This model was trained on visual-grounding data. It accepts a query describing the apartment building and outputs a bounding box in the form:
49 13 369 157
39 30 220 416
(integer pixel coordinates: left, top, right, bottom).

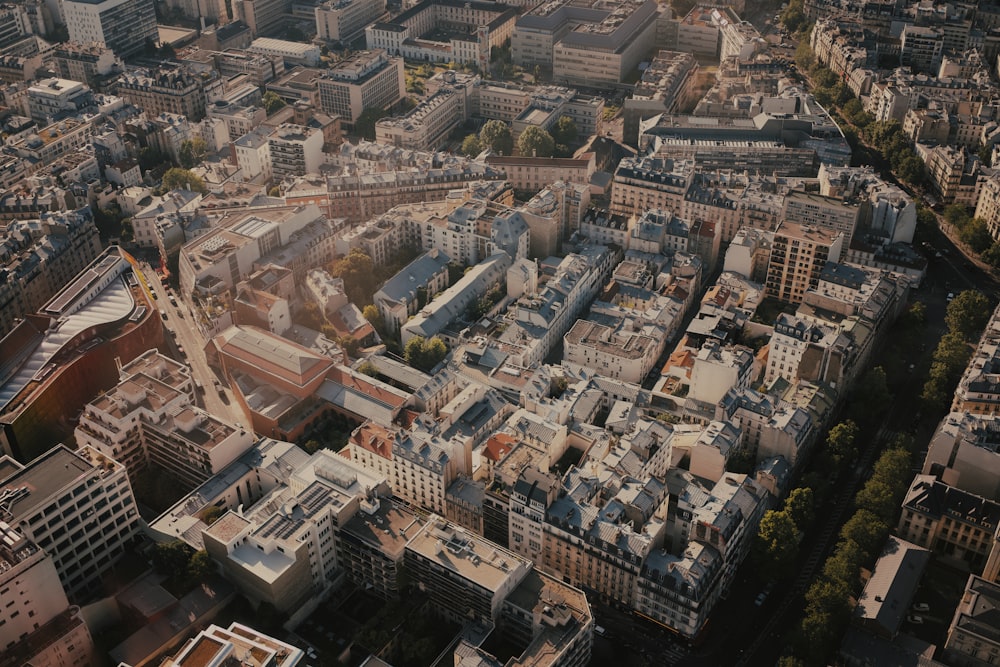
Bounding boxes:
623 50 699 146
366 0 516 67
0 209 102 338
26 78 95 124
375 89 465 151
373 248 451 335
944 575 1000 666
315 0 386 45
9 118 94 173
563 319 660 384
162 623 303 667
764 313 851 386
75 350 255 490
485 153 596 192
0 445 140 602
898 475 1000 576
405 514 531 624
782 191 859 261
117 66 211 122
316 50 404 127
917 143 984 207
62 0 157 58
202 449 391 612
269 123 324 178
953 305 1000 416
345 421 470 515
765 221 844 304
923 413 1000 500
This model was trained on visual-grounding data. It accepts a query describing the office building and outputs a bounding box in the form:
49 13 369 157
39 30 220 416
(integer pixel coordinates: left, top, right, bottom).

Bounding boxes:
0 445 140 602
316 50 404 128
62 0 157 59
269 123 324 178
315 0 386 45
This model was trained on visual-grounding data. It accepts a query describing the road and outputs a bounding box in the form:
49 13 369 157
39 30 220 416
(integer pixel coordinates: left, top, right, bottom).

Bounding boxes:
138 262 245 427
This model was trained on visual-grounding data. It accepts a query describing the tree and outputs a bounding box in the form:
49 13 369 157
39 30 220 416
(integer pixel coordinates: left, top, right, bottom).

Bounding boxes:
784 487 814 532
479 119 514 155
355 107 389 141
460 134 482 156
263 91 286 116
357 360 380 377
268 185 281 197
753 510 799 581
162 168 207 194
187 549 214 584
794 40 814 71
805 576 853 620
517 125 555 158
198 505 224 525
330 248 376 305
946 290 993 340
178 137 208 169
151 540 193 577
871 446 912 495
552 115 578 146
839 509 889 560
363 304 384 330
822 539 862 588
403 335 448 372
826 420 858 469
854 479 897 524
780 0 807 33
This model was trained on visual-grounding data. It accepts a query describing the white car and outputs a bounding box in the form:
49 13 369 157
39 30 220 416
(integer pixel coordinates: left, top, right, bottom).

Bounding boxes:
907 614 924 625
912 603 930 613
947 292 955 301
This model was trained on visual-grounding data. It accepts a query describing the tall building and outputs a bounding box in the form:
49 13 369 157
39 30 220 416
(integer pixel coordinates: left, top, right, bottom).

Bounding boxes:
315 0 386 45
0 523 93 667
117 66 211 122
0 445 140 602
316 50 404 128
62 0 157 59
765 222 844 304
781 191 859 261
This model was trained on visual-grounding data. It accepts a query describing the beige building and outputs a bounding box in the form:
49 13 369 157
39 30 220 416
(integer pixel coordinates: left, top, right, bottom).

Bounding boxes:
765 221 844 304
953 305 1000 416
944 575 1000 667
486 153 596 192
74 349 255 490
117 65 211 121
563 319 660 384
316 50 404 127
782 191 859 261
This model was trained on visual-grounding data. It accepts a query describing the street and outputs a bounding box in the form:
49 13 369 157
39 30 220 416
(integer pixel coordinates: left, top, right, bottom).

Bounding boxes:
138 262 245 427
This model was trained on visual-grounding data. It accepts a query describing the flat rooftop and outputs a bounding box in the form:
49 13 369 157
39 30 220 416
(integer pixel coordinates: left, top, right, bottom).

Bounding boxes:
406 516 528 592
0 445 96 520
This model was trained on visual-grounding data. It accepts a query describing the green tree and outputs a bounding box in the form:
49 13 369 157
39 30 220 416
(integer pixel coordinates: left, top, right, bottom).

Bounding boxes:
839 509 889 560
330 248 376 305
198 505 224 525
162 168 207 194
822 539 862 588
753 510 799 581
552 115 578 146
784 487 814 533
805 576 853 620
826 420 858 469
263 91 286 115
517 125 555 157
355 107 389 142
178 137 208 169
479 119 514 155
187 549 214 584
780 0 807 33
946 290 993 340
794 40 814 71
460 134 482 156
897 154 925 184
357 360 380 377
871 446 912 495
362 304 384 330
403 335 448 372
151 540 193 576
854 479 897 523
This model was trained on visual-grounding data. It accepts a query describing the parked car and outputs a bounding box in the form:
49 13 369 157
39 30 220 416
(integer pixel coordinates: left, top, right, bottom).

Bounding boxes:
754 592 768 606
912 603 930 613
907 614 924 624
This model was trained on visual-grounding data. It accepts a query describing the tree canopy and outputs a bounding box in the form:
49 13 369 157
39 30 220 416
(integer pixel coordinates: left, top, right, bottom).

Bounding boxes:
330 248 377 306
404 336 448 372
460 134 482 157
263 91 286 116
479 120 513 155
162 168 207 194
517 125 555 157
946 290 993 340
178 137 208 169
753 509 799 581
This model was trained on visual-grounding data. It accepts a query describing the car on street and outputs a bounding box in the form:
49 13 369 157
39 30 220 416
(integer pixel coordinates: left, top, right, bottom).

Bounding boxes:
907 614 924 624
912 603 929 613
754 592 768 606
947 292 955 301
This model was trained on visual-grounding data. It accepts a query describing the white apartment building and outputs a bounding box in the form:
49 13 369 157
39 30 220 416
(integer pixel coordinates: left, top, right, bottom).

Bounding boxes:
562 319 660 384
0 445 140 602
269 123 324 178
75 350 255 489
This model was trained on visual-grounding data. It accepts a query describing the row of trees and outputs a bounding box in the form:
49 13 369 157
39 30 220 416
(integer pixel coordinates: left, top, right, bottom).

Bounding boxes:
403 335 447 372
461 117 578 158
781 440 913 666
921 290 992 411
940 204 1000 269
